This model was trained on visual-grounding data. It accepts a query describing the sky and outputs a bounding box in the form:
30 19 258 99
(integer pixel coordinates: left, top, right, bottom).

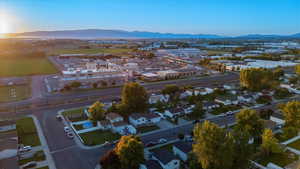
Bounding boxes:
0 0 299 36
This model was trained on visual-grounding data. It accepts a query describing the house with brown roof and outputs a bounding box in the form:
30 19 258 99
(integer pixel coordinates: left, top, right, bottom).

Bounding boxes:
106 113 124 123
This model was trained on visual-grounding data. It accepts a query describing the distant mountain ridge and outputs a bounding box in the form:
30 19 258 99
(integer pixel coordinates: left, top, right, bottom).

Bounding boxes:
7 29 300 39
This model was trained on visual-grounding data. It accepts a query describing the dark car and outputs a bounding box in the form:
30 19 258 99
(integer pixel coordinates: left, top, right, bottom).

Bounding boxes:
146 141 157 147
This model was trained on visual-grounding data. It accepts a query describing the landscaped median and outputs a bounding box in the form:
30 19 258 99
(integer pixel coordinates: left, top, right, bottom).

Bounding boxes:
16 117 41 146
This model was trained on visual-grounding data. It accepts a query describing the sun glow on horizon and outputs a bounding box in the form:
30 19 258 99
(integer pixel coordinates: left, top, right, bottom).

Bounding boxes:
0 10 17 34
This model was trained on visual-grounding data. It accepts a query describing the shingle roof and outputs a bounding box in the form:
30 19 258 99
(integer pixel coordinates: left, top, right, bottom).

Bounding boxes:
106 113 122 120
112 121 128 127
130 113 160 120
152 149 177 165
144 160 163 169
173 141 192 154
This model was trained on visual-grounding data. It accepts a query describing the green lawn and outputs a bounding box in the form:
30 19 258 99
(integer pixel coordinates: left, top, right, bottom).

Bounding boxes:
79 130 121 146
61 107 87 122
52 48 132 55
19 150 46 165
275 133 294 143
288 139 300 150
150 143 173 152
0 85 31 102
138 125 160 133
16 117 41 146
257 151 298 167
0 57 58 77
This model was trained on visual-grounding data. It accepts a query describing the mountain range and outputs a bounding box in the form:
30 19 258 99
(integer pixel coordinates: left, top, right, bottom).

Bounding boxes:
6 29 300 39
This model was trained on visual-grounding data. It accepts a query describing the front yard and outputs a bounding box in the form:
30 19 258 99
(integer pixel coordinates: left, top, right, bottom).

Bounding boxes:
256 151 298 167
210 105 241 115
16 117 41 146
288 139 300 150
137 125 160 133
79 130 121 146
19 150 46 165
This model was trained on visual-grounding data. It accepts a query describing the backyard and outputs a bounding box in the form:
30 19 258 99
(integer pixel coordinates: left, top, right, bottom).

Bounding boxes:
16 117 41 146
257 151 298 167
61 107 88 122
79 130 121 146
0 85 31 102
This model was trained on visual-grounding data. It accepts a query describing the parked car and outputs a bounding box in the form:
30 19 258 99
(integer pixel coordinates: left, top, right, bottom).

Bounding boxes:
56 115 63 121
103 141 110 146
184 135 193 142
64 126 71 133
193 120 200 124
19 146 32 153
66 132 74 139
226 111 234 116
23 162 37 169
158 138 167 144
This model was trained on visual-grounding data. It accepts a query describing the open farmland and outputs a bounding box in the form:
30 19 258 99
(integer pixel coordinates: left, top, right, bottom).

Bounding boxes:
51 48 132 55
0 52 58 77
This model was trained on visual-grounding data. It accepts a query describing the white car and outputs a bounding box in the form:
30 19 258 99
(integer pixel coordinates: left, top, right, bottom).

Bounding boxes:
226 111 234 116
64 126 71 133
19 146 32 153
158 138 167 144
66 132 74 139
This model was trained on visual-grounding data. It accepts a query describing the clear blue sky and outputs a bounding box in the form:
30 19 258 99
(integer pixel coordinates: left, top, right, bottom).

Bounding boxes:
1 0 299 35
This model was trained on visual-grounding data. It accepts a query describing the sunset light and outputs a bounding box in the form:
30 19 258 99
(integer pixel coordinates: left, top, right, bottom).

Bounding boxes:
0 10 14 34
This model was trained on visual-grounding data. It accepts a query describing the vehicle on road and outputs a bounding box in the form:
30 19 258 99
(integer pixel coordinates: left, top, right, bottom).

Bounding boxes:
19 146 32 153
184 135 193 142
66 132 74 139
64 126 71 133
103 141 110 146
158 138 167 144
226 111 234 116
146 141 158 147
23 162 37 169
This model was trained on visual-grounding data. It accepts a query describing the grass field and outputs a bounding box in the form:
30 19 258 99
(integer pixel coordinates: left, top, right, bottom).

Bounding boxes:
0 85 31 102
79 130 120 146
52 48 132 55
16 117 41 146
0 57 58 77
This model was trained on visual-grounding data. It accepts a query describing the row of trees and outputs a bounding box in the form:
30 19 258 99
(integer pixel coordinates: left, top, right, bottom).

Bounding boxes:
240 68 281 91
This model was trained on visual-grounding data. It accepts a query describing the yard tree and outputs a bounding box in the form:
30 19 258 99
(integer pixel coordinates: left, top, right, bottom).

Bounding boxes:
161 84 181 97
235 109 264 143
273 67 284 80
191 102 205 119
193 121 234 169
231 129 252 169
187 152 203 169
88 101 105 121
121 82 148 114
281 101 300 129
260 129 282 157
240 68 278 91
70 81 81 88
99 150 121 169
115 135 144 169
258 109 274 120
295 64 300 76
282 126 298 140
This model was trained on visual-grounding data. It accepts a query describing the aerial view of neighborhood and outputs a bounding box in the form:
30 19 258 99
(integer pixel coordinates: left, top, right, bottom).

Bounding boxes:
0 1 300 169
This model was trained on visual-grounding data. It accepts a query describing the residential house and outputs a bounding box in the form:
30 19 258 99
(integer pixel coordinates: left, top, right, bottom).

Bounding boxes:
106 113 124 123
97 120 111 130
111 121 136 135
270 113 285 125
149 94 169 104
0 120 16 132
164 108 184 118
129 113 161 127
215 95 239 105
151 149 180 169
172 142 192 162
140 160 163 169
238 94 253 103
263 120 277 131
203 102 220 110
194 87 214 95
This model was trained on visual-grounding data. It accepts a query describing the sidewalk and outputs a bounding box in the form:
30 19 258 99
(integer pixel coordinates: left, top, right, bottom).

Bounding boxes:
30 115 57 169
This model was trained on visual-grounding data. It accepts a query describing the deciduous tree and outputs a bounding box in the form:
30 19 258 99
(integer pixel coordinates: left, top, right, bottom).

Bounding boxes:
260 129 282 157
88 101 105 121
282 101 300 129
193 121 234 169
115 135 144 169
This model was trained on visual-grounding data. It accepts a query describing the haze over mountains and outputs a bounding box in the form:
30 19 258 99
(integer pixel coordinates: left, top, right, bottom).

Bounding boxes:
7 29 300 39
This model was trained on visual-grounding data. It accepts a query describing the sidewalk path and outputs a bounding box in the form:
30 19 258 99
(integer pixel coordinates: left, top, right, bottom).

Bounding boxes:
30 115 57 169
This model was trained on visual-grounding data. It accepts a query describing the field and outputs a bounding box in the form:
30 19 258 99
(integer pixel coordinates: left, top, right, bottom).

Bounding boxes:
0 57 58 77
16 117 41 146
0 85 31 102
52 48 132 55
